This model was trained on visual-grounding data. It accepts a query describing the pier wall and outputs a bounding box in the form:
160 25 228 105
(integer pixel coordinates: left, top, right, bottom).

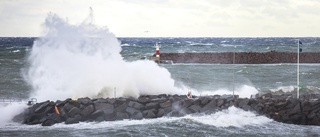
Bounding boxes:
13 93 320 126
159 52 320 64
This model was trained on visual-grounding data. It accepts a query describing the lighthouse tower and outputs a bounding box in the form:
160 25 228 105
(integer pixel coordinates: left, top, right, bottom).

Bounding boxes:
155 43 160 57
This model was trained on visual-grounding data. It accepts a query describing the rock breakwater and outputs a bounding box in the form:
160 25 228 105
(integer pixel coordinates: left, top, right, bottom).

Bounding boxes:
13 92 320 126
159 52 320 64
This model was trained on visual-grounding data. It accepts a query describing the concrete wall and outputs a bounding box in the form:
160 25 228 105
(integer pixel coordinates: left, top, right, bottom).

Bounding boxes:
158 52 320 64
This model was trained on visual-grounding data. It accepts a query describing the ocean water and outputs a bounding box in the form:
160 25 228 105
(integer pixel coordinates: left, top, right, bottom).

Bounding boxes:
1 13 320 136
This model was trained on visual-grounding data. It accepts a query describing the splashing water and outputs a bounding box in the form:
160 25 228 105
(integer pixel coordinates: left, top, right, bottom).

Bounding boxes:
24 12 181 101
0 103 27 127
188 106 272 128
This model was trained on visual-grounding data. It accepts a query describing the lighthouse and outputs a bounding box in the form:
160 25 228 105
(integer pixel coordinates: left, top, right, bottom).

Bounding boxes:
155 43 160 57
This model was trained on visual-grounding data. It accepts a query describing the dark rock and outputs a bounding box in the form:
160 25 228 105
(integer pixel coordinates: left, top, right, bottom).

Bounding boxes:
145 102 159 110
160 100 171 108
77 97 92 106
179 108 192 115
143 110 157 118
67 107 81 118
200 97 210 105
138 96 151 103
115 112 129 120
157 109 165 117
80 104 94 117
94 98 108 103
189 105 201 113
216 99 225 107
94 103 114 114
65 115 81 124
126 107 139 115
128 101 144 110
182 99 193 108
41 113 61 126
115 102 128 112
63 102 76 113
201 100 218 113
34 101 50 113
24 113 46 125
89 110 104 119
238 98 249 108
288 102 302 116
42 119 55 126
131 112 143 120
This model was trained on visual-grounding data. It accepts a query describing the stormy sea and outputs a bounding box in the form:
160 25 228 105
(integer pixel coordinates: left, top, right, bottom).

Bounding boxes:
1 13 320 137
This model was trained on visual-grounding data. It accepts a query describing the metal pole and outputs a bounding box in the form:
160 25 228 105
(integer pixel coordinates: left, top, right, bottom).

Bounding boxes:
233 51 235 98
114 87 116 98
297 40 300 99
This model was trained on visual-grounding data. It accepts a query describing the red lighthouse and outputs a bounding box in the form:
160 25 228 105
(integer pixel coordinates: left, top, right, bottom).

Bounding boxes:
155 43 160 57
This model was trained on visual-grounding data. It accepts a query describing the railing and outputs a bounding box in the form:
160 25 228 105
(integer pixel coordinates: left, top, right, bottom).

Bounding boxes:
0 97 37 105
0 97 23 104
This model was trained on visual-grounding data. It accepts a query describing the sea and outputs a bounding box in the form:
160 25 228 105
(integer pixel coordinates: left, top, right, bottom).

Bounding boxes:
1 13 320 137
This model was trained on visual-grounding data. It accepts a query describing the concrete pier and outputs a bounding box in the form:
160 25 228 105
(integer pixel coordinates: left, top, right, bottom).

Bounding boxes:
157 52 320 64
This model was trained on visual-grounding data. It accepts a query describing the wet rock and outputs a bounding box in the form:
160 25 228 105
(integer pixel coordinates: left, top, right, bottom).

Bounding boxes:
126 107 139 116
65 114 81 124
160 100 171 108
189 105 201 113
95 103 114 114
34 101 50 113
131 112 143 120
77 97 92 106
157 109 165 117
42 119 55 126
145 102 159 110
115 102 128 112
128 101 144 110
80 104 94 117
17 93 320 126
115 112 129 120
201 100 218 113
67 107 81 118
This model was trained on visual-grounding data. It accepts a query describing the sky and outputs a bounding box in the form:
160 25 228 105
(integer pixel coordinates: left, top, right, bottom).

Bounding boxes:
0 0 320 37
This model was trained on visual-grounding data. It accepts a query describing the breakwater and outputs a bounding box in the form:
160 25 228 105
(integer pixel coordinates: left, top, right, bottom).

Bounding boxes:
158 52 320 64
13 91 320 126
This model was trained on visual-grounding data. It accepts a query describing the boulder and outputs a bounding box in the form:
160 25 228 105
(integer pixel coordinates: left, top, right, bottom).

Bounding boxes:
145 102 159 110
115 112 129 120
77 97 92 106
143 110 157 118
41 119 55 126
67 107 81 118
157 109 165 117
80 104 94 117
160 100 171 108
126 107 139 115
201 100 218 113
94 103 114 114
131 112 143 120
188 105 201 113
65 114 81 124
128 101 144 110
34 101 50 113
115 102 128 112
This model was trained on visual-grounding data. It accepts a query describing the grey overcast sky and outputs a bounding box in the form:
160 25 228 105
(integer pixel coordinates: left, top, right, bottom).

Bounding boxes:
0 0 320 37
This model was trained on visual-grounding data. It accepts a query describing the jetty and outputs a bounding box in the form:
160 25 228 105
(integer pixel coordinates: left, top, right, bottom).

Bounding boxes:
13 90 320 126
153 52 320 64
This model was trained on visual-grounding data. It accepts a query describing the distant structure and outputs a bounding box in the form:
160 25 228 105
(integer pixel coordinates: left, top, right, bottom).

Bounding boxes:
148 43 160 63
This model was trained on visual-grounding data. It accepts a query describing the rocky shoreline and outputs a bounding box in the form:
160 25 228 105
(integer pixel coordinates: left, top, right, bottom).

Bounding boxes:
13 91 320 126
158 52 320 64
